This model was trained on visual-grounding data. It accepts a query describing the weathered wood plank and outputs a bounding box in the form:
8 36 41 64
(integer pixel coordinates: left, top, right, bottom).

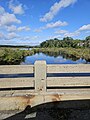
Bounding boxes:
0 65 34 74
0 78 34 88
47 64 90 73
47 77 90 86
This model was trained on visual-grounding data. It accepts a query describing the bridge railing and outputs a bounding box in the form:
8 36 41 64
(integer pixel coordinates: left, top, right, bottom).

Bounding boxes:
0 60 90 110
0 65 34 89
0 61 90 92
47 64 90 88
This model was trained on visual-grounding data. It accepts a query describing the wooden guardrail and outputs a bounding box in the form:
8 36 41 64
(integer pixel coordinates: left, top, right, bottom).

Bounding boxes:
0 61 90 110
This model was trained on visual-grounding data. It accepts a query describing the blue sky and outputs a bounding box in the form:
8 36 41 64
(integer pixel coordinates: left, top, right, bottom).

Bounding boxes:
0 0 90 45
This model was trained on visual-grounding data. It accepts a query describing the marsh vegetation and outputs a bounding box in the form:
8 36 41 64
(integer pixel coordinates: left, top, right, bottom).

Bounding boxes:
0 36 90 65
0 47 90 65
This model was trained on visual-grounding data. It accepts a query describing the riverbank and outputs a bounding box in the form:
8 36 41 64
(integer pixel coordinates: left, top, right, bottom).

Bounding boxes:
0 47 90 65
33 48 90 62
0 48 34 65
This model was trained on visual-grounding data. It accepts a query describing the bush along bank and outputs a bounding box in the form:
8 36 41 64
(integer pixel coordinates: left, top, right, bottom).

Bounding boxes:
0 48 35 65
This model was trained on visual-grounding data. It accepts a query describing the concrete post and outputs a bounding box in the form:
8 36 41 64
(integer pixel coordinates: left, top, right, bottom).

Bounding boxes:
34 61 46 92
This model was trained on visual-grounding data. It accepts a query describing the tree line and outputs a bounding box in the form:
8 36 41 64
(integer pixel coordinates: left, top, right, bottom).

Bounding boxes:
40 36 90 48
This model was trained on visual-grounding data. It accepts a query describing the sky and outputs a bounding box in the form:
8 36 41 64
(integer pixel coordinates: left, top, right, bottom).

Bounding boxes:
0 0 90 45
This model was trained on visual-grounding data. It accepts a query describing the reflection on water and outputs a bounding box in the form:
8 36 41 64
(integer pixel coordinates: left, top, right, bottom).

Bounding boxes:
21 53 89 65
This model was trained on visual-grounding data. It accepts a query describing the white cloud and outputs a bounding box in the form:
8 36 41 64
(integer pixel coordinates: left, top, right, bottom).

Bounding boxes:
9 0 25 15
34 29 42 33
49 35 62 39
0 6 21 26
79 24 90 31
0 32 4 39
55 29 68 34
17 26 30 31
18 36 39 42
55 29 80 38
16 41 40 46
31 36 38 40
7 32 19 39
53 24 90 38
35 20 68 32
19 36 29 41
64 31 80 37
45 20 68 28
6 25 30 32
0 32 18 41
6 25 17 32
63 24 90 38
0 13 21 26
40 0 77 22
49 30 80 39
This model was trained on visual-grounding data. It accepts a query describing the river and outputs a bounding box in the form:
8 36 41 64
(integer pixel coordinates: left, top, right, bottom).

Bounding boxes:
21 52 89 65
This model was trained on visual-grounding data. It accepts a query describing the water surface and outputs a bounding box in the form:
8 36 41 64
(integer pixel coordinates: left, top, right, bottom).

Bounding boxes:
21 53 89 65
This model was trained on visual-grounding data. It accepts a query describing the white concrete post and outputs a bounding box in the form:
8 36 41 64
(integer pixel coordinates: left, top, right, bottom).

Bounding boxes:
34 61 46 92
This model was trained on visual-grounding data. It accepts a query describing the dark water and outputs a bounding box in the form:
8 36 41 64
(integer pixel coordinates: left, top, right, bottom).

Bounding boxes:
21 53 89 65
